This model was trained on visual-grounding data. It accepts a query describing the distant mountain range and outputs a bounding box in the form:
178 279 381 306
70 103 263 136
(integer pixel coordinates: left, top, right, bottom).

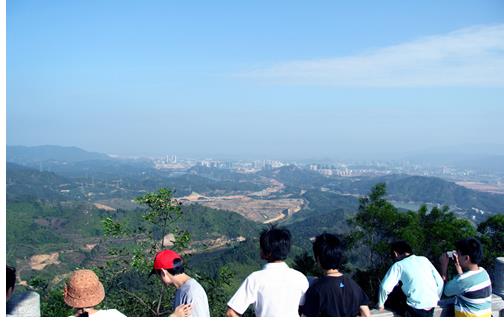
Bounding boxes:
268 166 504 221
6 162 75 202
403 153 504 174
7 145 110 164
7 145 504 222
349 174 504 216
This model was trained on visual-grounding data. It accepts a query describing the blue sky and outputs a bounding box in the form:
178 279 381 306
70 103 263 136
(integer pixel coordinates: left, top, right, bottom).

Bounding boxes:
7 0 504 160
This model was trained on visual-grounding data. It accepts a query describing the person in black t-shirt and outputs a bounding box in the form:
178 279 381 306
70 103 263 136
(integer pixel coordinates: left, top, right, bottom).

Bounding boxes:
301 233 371 317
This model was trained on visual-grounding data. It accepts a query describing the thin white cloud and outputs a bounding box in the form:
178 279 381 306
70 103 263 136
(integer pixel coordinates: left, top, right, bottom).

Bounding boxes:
239 24 504 87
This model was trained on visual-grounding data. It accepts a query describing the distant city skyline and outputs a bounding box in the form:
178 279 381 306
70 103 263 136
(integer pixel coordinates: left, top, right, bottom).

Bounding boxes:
7 0 504 160
7 143 504 164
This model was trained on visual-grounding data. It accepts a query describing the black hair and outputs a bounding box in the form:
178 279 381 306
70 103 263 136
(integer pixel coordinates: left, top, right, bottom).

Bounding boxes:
7 265 16 291
155 258 185 277
166 258 184 275
390 241 413 256
455 238 483 265
259 226 291 262
77 309 89 317
312 233 344 270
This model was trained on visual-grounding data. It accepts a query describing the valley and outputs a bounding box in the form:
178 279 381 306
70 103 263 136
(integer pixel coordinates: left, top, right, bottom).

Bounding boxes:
5 145 504 316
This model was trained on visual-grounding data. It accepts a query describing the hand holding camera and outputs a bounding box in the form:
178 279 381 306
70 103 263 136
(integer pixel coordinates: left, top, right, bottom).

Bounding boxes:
439 250 459 280
446 250 457 260
444 250 464 275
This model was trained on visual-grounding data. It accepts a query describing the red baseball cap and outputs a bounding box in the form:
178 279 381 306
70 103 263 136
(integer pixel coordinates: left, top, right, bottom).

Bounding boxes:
150 249 183 276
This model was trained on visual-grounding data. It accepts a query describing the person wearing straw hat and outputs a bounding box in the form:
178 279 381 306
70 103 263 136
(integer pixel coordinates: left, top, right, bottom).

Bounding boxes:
64 269 127 317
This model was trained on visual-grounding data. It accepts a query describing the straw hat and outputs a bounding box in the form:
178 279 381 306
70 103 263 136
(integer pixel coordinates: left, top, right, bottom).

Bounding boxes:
64 269 105 308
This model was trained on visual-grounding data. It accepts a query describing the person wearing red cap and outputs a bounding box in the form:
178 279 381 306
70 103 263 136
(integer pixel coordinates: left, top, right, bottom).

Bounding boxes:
151 249 210 317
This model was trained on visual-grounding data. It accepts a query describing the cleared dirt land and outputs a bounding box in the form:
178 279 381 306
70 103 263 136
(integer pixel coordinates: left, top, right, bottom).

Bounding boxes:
180 192 304 223
94 203 117 211
29 252 61 271
179 178 303 223
455 181 504 194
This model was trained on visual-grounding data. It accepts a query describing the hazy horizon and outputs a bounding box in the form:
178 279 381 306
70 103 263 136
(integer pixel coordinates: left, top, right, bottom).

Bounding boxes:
7 1 504 160
7 143 504 164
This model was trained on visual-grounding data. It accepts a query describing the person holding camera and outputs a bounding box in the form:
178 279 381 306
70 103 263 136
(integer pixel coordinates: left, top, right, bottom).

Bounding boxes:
377 241 444 316
440 238 492 317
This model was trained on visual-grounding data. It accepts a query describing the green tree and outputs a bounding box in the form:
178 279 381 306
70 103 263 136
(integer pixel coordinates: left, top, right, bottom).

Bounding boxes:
135 188 183 249
96 188 187 316
348 183 406 298
28 276 73 317
348 183 478 307
477 214 504 273
97 188 236 317
196 265 234 316
292 251 324 277
414 204 477 262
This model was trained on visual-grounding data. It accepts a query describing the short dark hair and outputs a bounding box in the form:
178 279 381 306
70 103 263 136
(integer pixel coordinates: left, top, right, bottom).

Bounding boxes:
390 241 412 256
7 265 16 291
456 238 483 265
155 258 184 276
166 258 184 275
312 233 344 270
260 226 291 262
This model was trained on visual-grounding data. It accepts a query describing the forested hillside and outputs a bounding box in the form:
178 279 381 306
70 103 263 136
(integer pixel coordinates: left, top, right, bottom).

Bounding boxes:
6 146 504 316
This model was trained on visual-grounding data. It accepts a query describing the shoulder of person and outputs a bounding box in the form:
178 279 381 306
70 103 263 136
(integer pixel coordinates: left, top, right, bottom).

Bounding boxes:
234 270 262 288
344 275 365 289
416 255 433 263
93 309 127 318
290 268 309 281
396 255 417 266
289 267 307 276
251 267 268 278
479 267 490 275
6 291 41 317
307 276 327 289
188 278 208 294
187 277 203 287
410 255 428 265
388 259 403 269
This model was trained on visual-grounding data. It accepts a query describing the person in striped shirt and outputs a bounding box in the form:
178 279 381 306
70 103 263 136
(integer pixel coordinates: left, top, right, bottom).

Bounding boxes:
440 238 492 317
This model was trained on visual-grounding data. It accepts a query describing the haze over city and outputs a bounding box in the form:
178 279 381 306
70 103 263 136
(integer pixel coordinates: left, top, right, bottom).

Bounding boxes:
5 2 504 319
7 0 504 160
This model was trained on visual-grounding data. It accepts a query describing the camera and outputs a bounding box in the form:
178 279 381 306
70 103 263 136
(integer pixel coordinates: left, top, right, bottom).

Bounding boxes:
446 250 456 259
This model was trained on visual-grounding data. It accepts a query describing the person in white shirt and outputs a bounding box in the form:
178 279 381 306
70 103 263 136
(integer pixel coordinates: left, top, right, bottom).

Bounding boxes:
226 226 309 317
64 269 127 318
